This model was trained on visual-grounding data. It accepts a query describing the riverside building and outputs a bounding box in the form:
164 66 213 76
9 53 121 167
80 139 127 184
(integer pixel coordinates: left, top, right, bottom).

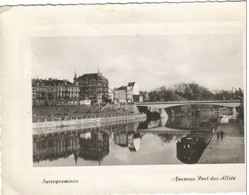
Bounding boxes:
32 78 80 106
114 82 142 103
75 71 109 105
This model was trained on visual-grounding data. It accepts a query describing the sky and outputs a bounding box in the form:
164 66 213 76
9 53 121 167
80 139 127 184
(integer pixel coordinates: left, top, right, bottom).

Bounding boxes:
32 33 243 92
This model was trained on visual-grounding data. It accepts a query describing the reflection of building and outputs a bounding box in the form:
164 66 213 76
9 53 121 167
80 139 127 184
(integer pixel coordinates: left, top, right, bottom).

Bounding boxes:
147 120 160 129
114 132 127 147
137 119 162 129
128 133 141 152
114 131 141 152
33 122 144 165
33 131 80 164
80 131 92 139
76 71 109 104
79 130 109 164
114 82 142 103
79 99 91 105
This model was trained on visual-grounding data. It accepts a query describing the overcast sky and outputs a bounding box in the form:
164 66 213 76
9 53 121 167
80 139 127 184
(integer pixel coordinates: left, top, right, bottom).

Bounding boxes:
32 33 243 92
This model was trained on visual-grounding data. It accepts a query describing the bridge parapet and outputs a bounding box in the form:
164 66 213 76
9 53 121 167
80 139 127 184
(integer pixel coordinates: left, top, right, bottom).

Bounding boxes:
137 100 241 108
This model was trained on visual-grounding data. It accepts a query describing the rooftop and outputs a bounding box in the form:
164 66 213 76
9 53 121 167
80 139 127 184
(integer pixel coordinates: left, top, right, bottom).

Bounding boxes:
32 78 75 86
116 86 127 90
77 72 108 81
128 82 136 87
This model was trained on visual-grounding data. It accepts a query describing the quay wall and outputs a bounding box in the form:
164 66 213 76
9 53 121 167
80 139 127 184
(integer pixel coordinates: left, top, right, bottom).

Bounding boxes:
33 118 145 135
33 113 146 129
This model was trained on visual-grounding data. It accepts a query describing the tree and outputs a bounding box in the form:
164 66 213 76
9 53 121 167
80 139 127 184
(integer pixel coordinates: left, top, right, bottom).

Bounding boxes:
148 82 216 101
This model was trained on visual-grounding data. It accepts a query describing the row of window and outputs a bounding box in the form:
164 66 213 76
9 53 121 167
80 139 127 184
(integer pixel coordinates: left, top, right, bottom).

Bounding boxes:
57 86 79 90
35 88 56 92
57 91 79 94
57 95 79 98
82 82 107 85
33 87 79 92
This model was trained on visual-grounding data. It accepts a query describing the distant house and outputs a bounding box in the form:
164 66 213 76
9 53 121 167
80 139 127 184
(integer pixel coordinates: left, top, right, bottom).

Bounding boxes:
140 91 149 101
114 82 143 103
114 86 128 103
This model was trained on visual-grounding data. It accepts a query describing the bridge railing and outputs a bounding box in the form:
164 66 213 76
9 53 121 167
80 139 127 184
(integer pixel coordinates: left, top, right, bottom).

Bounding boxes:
136 100 241 105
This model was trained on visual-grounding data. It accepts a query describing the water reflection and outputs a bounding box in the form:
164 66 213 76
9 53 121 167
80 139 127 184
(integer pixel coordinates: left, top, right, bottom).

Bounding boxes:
33 108 220 166
177 130 213 164
114 131 142 152
176 119 218 164
33 131 80 164
33 122 145 166
79 130 109 165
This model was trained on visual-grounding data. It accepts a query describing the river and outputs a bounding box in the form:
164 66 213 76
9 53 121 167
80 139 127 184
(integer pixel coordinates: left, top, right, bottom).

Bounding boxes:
33 105 244 166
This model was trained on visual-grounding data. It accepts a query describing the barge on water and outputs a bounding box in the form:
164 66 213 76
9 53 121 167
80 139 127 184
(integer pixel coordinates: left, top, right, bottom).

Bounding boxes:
176 118 220 164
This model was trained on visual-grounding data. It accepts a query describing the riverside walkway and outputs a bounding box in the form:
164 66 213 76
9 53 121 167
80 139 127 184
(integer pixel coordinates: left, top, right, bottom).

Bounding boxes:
199 120 244 164
33 113 146 134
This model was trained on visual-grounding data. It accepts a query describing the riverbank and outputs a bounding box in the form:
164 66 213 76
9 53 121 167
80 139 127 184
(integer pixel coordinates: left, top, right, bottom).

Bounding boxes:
33 113 147 130
33 116 146 135
199 120 244 164
33 104 139 122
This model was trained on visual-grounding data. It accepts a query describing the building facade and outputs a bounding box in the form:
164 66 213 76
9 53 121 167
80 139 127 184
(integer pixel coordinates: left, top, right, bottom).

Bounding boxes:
76 72 109 104
53 79 80 104
32 79 57 106
32 78 79 106
113 86 127 103
114 82 142 103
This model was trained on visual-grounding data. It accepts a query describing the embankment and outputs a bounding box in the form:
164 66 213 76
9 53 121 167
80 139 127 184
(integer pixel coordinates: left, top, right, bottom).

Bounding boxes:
33 113 146 130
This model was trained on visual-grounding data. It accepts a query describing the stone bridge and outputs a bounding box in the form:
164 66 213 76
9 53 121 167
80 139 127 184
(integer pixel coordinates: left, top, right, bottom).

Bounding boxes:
136 100 241 118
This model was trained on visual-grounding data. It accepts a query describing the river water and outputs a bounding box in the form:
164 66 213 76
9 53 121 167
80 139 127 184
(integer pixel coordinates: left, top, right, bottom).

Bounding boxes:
33 106 243 166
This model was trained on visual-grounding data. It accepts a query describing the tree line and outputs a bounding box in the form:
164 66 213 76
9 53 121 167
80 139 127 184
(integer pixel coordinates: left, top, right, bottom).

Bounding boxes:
140 82 243 102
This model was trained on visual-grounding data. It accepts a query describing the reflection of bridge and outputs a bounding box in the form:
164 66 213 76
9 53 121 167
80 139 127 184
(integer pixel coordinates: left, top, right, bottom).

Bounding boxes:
137 100 241 108
138 127 190 135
